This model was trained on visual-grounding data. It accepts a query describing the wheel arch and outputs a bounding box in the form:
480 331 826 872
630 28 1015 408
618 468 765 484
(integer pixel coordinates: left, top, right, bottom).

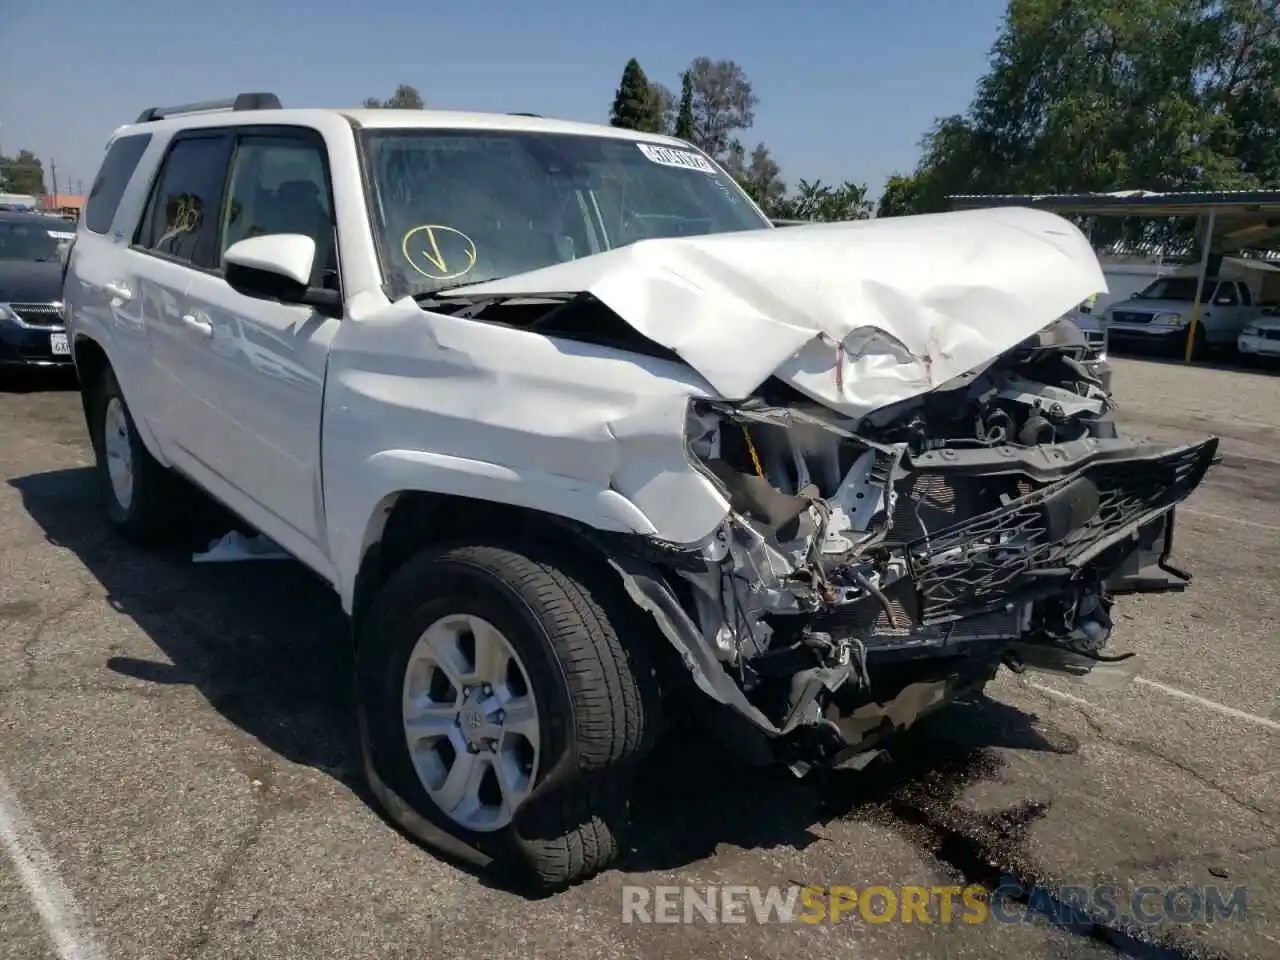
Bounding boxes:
353 492 617 635
72 333 169 467
348 490 696 695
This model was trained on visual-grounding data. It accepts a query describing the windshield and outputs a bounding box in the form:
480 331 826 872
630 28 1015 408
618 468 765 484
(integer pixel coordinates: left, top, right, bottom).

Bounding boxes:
0 220 72 262
1134 277 1219 301
360 129 770 297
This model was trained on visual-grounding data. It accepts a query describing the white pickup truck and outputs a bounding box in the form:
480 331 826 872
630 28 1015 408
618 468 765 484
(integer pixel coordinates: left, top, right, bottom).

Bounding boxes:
1102 262 1280 357
63 94 1216 892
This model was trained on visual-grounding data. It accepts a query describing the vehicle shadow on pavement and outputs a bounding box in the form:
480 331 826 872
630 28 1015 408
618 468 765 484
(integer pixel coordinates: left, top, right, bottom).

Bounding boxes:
1109 344 1280 377
622 696 1072 876
11 465 1073 887
0 368 80 393
10 466 362 791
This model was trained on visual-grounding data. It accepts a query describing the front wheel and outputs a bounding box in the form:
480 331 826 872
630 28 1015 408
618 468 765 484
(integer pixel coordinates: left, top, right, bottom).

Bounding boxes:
356 540 661 891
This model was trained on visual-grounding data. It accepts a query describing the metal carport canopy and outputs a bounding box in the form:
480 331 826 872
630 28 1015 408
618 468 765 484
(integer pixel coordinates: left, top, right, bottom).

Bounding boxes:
946 189 1280 362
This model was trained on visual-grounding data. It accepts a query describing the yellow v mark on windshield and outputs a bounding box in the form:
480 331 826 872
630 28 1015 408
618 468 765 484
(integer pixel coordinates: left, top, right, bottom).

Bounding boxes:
420 227 448 274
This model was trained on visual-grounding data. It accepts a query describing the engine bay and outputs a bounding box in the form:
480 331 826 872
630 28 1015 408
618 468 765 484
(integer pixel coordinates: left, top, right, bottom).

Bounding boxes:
670 319 1217 763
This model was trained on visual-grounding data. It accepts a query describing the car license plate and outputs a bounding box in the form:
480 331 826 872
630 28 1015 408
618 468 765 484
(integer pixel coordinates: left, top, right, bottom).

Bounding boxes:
50 332 70 355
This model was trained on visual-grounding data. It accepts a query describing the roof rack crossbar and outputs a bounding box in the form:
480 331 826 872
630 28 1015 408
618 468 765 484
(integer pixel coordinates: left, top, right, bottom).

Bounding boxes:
135 92 282 124
507 112 542 117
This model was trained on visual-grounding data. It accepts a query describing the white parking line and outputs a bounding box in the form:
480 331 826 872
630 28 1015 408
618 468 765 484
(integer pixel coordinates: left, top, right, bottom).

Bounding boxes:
1025 680 1106 710
1025 677 1280 732
1132 677 1280 732
0 771 106 960
1181 507 1280 534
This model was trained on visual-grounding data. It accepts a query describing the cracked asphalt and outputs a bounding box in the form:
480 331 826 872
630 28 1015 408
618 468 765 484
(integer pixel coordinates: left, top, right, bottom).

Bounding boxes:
1 353 1277 960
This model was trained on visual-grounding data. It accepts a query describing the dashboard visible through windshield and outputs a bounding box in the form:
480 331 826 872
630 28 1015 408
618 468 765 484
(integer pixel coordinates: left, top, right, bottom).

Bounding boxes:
359 128 770 298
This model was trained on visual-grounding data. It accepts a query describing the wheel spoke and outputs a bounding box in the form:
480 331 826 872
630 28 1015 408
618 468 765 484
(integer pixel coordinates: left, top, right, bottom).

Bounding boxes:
402 702 457 743
422 621 474 688
434 750 487 820
500 697 538 743
470 620 508 688
492 750 533 815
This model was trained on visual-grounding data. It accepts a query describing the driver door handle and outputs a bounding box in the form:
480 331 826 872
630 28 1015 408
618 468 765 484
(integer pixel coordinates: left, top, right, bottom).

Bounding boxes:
181 313 214 338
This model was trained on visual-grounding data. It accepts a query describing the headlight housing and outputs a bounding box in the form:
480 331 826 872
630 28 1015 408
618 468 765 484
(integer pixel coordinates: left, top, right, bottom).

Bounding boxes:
0 304 18 328
1241 325 1260 337
1152 312 1187 327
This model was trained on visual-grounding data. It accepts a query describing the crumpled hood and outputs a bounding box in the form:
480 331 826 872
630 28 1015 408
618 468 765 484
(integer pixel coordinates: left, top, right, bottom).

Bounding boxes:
441 206 1107 420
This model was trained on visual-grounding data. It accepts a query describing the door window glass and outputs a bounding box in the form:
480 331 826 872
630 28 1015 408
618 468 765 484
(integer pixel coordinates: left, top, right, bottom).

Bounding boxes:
221 135 337 288
135 134 232 268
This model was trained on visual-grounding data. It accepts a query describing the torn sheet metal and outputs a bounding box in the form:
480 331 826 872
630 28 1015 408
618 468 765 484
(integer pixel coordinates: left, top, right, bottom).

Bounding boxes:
440 206 1107 421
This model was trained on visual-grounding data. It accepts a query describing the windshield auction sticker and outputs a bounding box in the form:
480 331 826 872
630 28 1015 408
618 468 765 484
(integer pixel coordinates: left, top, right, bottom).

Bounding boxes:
636 143 717 174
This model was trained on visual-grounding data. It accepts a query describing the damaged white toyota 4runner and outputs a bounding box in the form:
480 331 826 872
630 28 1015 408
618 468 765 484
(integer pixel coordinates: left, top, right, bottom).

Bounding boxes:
66 96 1217 891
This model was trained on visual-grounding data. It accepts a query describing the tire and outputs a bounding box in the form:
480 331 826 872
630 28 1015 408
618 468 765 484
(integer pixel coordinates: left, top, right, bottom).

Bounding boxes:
86 365 193 544
1189 324 1210 361
356 539 661 891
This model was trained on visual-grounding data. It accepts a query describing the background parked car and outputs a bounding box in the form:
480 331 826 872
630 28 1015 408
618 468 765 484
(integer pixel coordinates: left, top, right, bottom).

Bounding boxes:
1100 258 1280 358
0 210 76 372
1237 304 1280 360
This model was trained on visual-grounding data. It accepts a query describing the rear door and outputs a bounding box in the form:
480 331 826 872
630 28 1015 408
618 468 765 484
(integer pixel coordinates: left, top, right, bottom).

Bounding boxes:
128 131 235 476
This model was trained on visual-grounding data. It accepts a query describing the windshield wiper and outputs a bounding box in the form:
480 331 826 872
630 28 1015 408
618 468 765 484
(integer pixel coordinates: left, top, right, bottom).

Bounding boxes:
423 278 497 297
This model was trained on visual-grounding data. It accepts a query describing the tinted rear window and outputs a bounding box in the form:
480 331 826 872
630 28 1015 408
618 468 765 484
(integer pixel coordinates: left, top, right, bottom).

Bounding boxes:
84 134 152 235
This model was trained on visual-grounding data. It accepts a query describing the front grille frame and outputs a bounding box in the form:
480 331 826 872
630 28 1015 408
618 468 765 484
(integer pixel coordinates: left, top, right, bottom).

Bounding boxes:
901 438 1218 625
1110 310 1155 325
7 302 65 328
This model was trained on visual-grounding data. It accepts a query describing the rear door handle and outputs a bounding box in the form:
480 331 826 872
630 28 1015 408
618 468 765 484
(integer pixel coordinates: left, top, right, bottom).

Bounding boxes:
181 313 214 338
103 281 132 302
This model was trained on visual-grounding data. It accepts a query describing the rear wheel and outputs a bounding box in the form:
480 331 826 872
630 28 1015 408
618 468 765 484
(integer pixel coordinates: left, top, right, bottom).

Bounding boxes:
356 539 661 891
86 366 195 543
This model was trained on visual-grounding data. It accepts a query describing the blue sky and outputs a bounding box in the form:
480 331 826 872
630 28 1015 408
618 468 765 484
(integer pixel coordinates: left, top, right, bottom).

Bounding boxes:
1 0 1007 201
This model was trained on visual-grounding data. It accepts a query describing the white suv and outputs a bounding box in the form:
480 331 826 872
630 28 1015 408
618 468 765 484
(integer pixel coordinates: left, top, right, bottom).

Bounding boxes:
64 93 1217 891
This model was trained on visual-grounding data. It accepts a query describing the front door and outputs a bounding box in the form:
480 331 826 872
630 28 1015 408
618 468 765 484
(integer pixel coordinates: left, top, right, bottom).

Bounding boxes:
177 129 342 572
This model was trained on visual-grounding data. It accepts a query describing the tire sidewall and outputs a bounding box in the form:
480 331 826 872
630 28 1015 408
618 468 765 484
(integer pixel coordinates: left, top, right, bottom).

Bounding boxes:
89 370 139 526
357 554 579 861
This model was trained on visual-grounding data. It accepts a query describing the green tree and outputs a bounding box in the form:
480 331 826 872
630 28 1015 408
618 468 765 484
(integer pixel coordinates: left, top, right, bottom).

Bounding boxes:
724 141 785 212
363 84 425 109
0 150 46 195
685 57 759 161
774 179 872 222
609 58 663 133
904 0 1280 226
647 82 676 135
674 71 696 142
876 173 926 218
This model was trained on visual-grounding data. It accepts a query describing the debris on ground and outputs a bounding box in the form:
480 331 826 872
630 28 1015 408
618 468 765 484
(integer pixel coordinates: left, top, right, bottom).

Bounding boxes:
192 531 290 563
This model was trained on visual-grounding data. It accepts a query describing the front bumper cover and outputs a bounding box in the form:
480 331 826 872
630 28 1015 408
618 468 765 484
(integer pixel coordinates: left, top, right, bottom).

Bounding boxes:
608 436 1219 757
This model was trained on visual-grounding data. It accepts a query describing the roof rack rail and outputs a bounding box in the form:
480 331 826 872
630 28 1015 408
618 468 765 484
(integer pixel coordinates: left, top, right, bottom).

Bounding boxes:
134 92 282 124
507 112 542 117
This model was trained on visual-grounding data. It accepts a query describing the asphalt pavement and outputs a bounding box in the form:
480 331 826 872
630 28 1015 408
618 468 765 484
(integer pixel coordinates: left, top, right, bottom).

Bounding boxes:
0 355 1276 960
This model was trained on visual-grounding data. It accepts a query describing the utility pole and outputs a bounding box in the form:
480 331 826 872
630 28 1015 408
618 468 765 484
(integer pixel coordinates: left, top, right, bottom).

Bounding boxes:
50 159 59 203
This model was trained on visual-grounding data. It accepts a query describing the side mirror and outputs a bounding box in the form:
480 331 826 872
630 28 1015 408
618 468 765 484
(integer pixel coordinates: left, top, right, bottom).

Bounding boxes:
222 234 341 314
